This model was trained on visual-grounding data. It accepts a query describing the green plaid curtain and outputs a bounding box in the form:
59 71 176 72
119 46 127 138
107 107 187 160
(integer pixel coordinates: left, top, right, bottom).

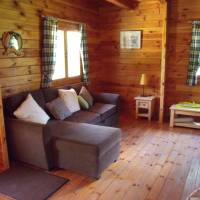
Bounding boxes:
80 24 89 84
187 21 200 86
41 16 58 88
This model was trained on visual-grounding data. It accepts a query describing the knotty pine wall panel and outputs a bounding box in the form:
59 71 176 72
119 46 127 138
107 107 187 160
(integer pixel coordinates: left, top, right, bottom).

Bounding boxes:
91 0 164 116
0 139 3 170
0 0 100 97
165 0 200 117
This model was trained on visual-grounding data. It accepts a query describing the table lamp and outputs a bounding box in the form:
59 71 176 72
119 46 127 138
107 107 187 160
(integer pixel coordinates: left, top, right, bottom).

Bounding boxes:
140 73 147 96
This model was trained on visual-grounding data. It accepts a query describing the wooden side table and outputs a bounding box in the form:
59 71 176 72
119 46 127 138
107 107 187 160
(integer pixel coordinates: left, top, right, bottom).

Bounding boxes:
135 96 156 121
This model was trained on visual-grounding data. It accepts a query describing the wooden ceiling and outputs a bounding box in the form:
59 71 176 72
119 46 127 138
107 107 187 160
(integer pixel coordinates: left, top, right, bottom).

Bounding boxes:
104 0 137 9
97 0 167 9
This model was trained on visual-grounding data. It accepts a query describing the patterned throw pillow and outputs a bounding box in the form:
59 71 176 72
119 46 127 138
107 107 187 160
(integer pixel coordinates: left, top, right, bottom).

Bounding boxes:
79 86 94 107
78 95 90 110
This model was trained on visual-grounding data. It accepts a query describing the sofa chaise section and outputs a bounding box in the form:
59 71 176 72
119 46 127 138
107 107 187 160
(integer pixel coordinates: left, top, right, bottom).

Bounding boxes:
6 118 121 178
46 121 121 178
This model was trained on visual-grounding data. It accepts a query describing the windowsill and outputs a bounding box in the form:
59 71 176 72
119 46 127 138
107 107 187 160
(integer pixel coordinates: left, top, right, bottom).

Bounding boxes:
52 76 82 87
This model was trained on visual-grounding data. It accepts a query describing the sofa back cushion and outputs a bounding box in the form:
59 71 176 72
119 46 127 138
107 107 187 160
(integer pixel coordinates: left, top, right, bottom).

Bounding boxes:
3 83 85 118
4 89 46 117
68 83 85 94
42 83 83 103
43 88 59 103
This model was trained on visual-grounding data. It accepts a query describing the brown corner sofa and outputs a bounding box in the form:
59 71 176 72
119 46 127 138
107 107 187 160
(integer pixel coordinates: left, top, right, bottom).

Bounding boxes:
4 83 121 178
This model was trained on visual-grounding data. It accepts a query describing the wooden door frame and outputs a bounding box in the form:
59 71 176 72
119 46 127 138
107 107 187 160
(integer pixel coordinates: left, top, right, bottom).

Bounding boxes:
159 0 168 123
0 86 9 171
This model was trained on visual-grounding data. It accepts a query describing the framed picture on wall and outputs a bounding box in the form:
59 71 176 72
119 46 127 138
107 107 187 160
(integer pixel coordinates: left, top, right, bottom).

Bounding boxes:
120 30 142 49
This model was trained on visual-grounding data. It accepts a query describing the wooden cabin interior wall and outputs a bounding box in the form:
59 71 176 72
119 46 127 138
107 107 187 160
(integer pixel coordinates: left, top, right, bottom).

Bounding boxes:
0 0 200 116
91 0 164 117
165 0 200 117
0 141 3 169
0 0 100 97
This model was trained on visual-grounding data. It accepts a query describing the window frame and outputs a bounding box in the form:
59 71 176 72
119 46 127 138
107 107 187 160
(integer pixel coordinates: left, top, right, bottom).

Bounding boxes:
52 22 82 87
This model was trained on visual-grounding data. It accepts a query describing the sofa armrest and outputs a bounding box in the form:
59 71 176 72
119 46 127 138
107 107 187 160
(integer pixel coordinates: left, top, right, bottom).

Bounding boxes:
5 118 52 169
6 118 45 128
93 92 120 106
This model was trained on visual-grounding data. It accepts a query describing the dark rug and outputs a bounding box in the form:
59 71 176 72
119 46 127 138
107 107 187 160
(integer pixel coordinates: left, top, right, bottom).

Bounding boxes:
0 163 69 200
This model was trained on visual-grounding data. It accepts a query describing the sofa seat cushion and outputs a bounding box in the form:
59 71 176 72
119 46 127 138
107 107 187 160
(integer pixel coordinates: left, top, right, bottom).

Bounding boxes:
64 111 101 124
47 121 121 157
89 103 117 120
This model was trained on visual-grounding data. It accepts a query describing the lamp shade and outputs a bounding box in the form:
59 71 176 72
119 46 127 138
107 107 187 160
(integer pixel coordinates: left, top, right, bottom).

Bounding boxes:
140 73 147 86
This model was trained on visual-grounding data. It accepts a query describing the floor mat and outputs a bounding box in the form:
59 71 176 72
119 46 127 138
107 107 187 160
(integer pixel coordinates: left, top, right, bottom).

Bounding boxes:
0 163 69 200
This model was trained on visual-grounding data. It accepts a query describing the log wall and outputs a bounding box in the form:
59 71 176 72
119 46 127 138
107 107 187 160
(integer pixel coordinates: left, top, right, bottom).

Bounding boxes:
1 0 200 117
0 0 100 97
165 0 200 117
91 0 164 116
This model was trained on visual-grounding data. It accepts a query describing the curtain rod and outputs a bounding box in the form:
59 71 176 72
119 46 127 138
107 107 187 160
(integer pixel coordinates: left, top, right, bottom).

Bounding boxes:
41 15 85 25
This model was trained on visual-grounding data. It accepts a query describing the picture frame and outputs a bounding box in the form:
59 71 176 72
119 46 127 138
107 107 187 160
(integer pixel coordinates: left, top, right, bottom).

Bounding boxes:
2 31 23 56
120 30 142 49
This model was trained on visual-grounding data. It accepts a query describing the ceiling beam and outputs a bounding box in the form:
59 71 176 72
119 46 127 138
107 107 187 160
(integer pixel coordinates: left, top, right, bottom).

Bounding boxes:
104 0 135 9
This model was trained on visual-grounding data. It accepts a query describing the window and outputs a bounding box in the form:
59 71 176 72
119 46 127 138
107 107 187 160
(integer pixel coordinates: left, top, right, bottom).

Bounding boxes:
67 31 81 77
53 26 81 80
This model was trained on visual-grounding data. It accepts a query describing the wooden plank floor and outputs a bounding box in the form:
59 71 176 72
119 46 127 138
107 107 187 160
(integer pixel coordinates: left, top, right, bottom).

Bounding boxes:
1 117 200 200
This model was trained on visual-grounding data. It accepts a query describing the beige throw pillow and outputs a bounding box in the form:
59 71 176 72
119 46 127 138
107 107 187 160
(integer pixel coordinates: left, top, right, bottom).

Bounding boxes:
58 88 80 113
14 94 50 124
